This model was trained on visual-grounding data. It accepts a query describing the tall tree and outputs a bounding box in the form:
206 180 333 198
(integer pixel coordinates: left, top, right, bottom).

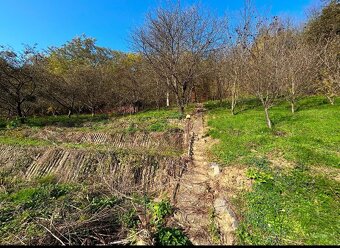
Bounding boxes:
44 35 114 117
132 1 227 116
0 46 39 122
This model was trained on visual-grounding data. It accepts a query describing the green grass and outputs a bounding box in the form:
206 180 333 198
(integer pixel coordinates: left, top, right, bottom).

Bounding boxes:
207 96 340 168
238 162 340 245
0 135 53 147
206 96 340 245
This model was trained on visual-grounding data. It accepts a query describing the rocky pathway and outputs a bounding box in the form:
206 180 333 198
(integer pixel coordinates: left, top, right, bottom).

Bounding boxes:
173 106 237 245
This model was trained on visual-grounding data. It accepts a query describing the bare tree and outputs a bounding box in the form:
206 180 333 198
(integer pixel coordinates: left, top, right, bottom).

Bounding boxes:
281 31 318 113
316 37 340 105
248 17 286 129
132 1 227 116
0 46 39 122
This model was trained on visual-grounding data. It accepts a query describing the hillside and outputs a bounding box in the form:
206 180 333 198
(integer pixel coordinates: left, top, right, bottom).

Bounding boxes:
0 96 339 245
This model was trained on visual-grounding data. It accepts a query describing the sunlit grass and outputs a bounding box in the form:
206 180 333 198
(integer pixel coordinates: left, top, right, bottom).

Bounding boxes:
206 96 340 245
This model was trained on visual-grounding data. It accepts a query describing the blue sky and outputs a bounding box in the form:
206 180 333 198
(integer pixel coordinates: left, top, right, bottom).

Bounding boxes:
0 0 319 52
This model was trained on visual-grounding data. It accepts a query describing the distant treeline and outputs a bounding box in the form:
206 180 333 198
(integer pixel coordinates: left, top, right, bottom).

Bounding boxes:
0 0 339 128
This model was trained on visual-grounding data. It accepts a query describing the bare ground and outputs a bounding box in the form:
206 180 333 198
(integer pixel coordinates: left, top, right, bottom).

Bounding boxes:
172 105 243 245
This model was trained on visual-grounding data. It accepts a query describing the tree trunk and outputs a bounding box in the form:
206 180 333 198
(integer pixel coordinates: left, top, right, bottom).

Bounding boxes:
231 94 236 115
166 92 170 107
17 102 25 123
67 109 72 118
291 102 295 114
179 105 185 118
327 95 335 105
231 81 237 115
264 107 272 129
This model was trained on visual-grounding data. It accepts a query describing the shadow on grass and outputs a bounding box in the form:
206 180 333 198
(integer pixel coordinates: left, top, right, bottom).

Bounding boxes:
0 114 110 129
26 114 110 128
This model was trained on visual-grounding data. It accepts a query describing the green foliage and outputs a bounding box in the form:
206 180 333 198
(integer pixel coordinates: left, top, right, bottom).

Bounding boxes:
304 0 340 44
148 199 173 227
246 168 273 184
120 209 139 229
147 120 169 132
26 114 109 128
6 119 20 129
0 179 126 245
144 198 191 246
0 135 52 147
155 227 191 246
127 122 138 133
90 196 118 212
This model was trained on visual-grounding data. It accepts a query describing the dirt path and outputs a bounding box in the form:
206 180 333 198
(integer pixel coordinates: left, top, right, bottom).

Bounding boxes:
173 105 237 245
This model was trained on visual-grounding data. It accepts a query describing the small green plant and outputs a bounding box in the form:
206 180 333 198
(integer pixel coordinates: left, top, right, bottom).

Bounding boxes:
155 227 191 246
147 121 168 132
246 168 273 184
148 199 173 227
90 196 118 212
121 208 140 229
127 123 138 133
6 119 20 129
37 174 58 185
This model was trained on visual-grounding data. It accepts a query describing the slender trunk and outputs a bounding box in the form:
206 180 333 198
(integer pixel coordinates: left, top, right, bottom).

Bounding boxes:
264 107 272 129
327 95 334 105
166 92 170 107
17 102 25 123
67 109 72 118
291 102 295 114
193 86 197 103
231 93 236 115
91 108 95 117
179 105 185 117
231 81 237 115
176 95 185 118
218 79 223 103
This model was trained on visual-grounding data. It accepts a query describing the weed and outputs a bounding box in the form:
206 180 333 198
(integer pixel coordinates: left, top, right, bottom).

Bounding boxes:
208 207 221 244
120 209 140 229
246 168 273 184
148 199 173 228
155 227 191 246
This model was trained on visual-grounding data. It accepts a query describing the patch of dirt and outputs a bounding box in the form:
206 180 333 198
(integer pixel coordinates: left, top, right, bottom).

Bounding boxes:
267 151 339 182
311 166 340 182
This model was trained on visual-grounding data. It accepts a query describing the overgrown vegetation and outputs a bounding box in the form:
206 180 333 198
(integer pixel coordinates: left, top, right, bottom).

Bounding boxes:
0 174 190 245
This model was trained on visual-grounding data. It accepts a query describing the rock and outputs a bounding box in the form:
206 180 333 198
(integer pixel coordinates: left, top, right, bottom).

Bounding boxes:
210 162 220 176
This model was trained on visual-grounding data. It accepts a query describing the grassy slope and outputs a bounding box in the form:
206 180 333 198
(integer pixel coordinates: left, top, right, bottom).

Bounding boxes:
206 96 340 245
0 107 193 245
0 107 187 153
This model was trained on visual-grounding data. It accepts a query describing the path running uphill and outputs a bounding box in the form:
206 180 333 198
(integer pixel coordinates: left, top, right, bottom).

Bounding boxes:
173 105 237 245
